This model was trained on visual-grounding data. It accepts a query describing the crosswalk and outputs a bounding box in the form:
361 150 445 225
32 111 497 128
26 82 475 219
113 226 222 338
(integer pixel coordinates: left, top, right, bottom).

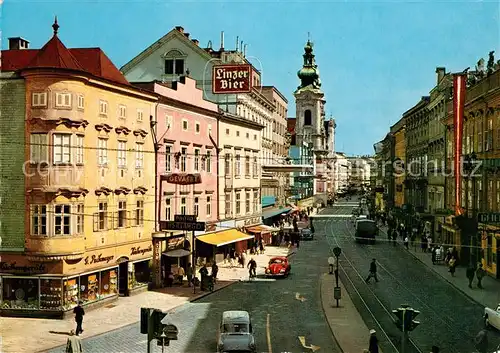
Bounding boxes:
311 214 352 218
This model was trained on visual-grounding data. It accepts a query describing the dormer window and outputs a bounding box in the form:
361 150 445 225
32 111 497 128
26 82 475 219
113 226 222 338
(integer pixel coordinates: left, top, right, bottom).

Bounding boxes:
164 49 186 75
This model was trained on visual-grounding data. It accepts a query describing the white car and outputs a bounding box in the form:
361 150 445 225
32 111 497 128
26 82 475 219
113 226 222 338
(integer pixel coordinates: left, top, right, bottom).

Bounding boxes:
484 304 500 330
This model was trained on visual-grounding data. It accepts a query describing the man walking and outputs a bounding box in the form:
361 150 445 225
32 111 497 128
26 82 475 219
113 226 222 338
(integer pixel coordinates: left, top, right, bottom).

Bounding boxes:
368 329 379 353
247 258 257 279
476 263 486 289
466 264 475 288
211 262 219 284
73 301 85 336
366 259 379 283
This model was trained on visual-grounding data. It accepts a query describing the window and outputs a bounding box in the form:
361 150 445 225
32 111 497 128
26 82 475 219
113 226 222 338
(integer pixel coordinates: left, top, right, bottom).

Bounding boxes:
32 92 47 107
136 200 144 226
195 122 200 134
99 100 108 115
182 120 188 131
181 147 187 172
165 199 172 221
31 205 47 235
245 156 250 176
97 202 108 231
194 197 199 216
206 151 212 173
76 204 84 234
180 197 186 215
226 128 230 135
254 134 257 140
98 138 108 165
77 95 85 109
253 156 258 176
117 201 127 228
137 109 143 122
119 105 127 119
75 135 84 164
236 192 241 215
164 58 184 75
225 153 231 175
246 192 250 213
206 196 212 217
235 154 241 176
194 149 200 171
55 93 72 108
166 115 172 129
304 109 312 125
208 124 212 137
236 131 240 137
254 190 259 212
30 134 48 163
165 145 172 172
53 134 71 164
246 133 249 139
135 143 144 169
118 141 127 168
54 204 71 235
225 193 231 216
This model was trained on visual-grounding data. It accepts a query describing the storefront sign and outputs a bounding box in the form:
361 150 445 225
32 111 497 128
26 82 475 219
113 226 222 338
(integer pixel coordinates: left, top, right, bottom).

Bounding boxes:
84 254 114 265
212 64 252 94
161 173 202 185
0 261 46 274
130 245 153 256
175 215 196 222
161 221 206 231
167 236 186 251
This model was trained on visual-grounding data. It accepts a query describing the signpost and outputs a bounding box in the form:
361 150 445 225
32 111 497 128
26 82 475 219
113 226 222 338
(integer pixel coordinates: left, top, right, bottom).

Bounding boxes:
162 215 206 294
332 247 342 307
212 64 252 94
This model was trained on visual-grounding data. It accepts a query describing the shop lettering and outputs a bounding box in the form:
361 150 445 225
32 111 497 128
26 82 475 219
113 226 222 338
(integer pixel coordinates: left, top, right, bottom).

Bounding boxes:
130 245 153 256
164 173 202 185
84 254 114 265
212 65 252 94
0 262 46 273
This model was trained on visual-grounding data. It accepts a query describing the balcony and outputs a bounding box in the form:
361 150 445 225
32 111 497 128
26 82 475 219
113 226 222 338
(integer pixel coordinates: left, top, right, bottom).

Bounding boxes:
26 235 85 261
27 164 85 190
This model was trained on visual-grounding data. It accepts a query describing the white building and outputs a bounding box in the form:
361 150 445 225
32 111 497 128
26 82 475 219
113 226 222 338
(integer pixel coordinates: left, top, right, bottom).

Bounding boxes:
333 152 350 193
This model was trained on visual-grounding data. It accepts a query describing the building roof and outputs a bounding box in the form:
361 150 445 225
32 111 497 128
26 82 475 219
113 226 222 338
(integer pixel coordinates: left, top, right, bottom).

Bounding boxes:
2 18 130 86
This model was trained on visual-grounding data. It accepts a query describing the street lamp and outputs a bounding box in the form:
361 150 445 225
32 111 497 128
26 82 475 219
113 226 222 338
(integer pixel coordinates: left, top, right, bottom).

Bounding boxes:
463 152 478 266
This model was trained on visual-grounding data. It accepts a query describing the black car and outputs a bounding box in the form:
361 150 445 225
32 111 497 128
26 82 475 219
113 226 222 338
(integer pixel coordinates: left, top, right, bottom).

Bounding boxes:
300 228 314 240
355 219 378 244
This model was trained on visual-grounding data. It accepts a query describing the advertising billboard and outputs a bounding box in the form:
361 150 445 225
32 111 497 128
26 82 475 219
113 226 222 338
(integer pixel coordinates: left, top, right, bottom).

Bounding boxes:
212 64 252 94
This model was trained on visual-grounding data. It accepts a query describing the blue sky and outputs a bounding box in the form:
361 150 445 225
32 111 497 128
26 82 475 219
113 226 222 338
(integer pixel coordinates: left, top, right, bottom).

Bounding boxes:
2 1 499 155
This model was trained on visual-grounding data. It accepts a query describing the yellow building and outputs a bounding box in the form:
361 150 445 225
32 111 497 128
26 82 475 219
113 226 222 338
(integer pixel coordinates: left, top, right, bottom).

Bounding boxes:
390 119 406 207
0 22 158 317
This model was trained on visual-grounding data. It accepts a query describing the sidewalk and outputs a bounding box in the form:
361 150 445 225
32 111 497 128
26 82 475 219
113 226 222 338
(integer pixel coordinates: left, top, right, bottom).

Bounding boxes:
321 273 382 353
0 246 290 353
379 225 500 309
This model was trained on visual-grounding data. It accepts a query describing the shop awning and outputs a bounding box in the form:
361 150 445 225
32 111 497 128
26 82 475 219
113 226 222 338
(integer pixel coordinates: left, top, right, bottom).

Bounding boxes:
246 225 271 234
163 249 191 257
196 229 254 247
262 207 292 219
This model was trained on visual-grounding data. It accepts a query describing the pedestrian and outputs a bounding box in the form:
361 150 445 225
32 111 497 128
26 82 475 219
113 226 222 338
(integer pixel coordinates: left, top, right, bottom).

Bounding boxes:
448 256 456 276
368 329 379 353
259 239 265 254
365 259 379 283
476 263 486 289
186 262 193 287
466 264 475 288
211 262 219 284
403 236 409 250
431 246 437 265
199 263 209 291
474 329 488 353
247 257 257 279
65 330 83 353
176 265 185 285
73 301 85 336
240 251 246 268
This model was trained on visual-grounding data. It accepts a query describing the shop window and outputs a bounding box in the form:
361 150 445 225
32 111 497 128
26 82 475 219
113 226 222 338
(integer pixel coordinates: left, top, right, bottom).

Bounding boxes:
181 197 187 215
246 192 250 214
62 278 78 310
206 196 212 217
76 204 84 234
31 204 47 236
206 151 212 173
1 278 39 309
99 269 118 299
194 197 199 216
40 278 63 311
54 204 71 236
136 200 144 226
79 273 99 304
117 201 127 228
131 261 150 289
165 198 172 221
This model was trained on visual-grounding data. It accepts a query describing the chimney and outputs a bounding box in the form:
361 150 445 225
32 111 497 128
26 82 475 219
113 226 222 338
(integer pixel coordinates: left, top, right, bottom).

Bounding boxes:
220 31 224 50
244 44 247 57
8 37 29 50
436 67 446 84
184 33 190 39
192 39 199 46
174 26 184 33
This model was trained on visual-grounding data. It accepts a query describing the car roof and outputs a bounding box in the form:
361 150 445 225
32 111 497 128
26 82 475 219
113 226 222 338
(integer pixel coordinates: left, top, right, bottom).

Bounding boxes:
270 256 287 261
222 311 250 321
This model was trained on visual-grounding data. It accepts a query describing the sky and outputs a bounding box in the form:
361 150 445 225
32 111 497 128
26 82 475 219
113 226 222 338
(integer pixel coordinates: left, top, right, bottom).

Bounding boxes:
2 0 499 156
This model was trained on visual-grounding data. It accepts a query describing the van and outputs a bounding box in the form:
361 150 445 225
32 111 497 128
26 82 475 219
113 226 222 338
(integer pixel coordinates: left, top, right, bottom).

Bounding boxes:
355 219 378 244
217 310 256 352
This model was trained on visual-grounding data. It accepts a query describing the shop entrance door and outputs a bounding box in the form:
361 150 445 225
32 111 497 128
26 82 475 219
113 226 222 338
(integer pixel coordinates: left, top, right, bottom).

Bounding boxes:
119 262 129 296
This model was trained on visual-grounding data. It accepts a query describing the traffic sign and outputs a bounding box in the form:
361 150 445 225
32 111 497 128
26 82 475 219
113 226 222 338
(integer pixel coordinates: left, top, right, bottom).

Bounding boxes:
478 212 500 223
160 221 205 231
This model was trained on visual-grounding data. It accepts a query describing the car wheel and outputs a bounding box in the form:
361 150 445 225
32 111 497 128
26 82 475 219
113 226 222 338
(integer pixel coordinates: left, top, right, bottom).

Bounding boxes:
485 315 490 328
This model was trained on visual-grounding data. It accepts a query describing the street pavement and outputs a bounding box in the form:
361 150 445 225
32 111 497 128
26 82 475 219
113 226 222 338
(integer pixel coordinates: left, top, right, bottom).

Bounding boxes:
47 235 341 352
313 199 500 353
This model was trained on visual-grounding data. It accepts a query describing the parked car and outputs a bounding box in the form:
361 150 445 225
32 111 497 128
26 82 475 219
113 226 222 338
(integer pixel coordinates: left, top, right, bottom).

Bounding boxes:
265 256 291 277
217 310 256 352
300 228 314 240
484 304 500 330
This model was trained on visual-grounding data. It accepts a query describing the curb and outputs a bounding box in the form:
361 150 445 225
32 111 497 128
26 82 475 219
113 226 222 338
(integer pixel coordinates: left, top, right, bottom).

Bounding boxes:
39 281 239 353
318 273 345 353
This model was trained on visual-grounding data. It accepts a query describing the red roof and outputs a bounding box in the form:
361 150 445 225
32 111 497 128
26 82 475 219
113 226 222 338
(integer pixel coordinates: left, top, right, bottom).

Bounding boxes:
2 27 130 86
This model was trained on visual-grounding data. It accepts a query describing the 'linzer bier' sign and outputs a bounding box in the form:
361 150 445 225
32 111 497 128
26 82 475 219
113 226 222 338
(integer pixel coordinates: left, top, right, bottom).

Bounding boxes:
162 173 202 185
212 64 252 94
